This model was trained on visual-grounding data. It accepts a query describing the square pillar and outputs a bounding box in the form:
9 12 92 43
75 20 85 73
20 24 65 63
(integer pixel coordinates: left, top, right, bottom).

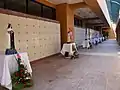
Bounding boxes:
56 4 74 45
108 28 115 39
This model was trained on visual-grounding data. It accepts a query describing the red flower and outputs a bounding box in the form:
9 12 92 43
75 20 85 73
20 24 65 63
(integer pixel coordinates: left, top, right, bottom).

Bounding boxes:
20 73 23 77
20 69 24 73
17 54 21 58
15 72 19 76
21 79 24 82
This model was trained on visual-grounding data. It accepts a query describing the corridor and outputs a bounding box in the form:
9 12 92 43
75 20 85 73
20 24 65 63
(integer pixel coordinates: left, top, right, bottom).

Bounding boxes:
25 40 120 90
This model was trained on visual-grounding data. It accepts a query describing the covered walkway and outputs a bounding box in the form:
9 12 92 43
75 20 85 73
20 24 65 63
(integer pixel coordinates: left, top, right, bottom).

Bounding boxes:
24 40 120 90
0 0 118 90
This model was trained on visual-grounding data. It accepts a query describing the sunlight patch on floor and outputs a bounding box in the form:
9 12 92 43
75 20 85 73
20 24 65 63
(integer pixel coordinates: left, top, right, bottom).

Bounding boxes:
79 52 118 57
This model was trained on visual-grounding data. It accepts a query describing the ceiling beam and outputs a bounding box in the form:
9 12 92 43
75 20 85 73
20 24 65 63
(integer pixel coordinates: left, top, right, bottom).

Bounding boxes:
70 2 88 10
81 17 100 21
92 24 105 27
86 23 104 26
74 15 83 20
84 0 110 27
102 27 110 29
116 18 120 32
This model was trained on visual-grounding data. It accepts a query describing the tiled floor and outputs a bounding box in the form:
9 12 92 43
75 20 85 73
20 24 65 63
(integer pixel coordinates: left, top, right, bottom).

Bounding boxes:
24 39 120 90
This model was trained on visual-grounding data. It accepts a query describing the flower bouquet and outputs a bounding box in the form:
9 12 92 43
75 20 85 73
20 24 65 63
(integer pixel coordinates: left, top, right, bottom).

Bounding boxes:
11 54 33 90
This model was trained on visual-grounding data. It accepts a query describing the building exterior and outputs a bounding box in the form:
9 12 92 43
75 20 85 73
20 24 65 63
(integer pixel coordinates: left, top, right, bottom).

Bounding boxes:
109 0 120 44
0 0 114 61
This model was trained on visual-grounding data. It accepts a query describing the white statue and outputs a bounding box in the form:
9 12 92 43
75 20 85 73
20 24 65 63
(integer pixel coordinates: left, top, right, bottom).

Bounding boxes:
5 23 17 55
7 23 15 49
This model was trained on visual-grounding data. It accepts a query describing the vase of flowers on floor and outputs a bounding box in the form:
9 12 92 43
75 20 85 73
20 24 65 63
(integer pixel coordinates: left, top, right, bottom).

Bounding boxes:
11 54 33 90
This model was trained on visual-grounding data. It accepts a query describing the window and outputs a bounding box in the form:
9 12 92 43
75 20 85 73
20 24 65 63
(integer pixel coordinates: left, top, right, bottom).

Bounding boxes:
0 0 4 8
28 0 41 17
6 0 26 13
74 17 80 26
43 5 53 19
80 20 83 27
52 8 56 20
74 17 83 27
3 0 56 20
74 18 77 26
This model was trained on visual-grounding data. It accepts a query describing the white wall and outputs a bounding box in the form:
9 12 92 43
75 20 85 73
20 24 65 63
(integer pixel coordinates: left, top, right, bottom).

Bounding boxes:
0 13 61 62
74 27 85 46
90 29 100 38
74 27 99 46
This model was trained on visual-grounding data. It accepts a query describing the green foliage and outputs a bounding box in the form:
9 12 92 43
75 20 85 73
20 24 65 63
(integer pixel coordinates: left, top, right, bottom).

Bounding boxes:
11 54 33 90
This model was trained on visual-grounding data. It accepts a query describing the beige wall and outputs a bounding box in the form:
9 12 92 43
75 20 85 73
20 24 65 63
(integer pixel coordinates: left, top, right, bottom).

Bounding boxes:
0 13 61 61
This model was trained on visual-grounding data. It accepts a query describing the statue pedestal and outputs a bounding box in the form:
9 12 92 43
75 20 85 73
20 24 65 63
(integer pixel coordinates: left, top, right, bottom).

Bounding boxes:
5 48 17 55
61 43 79 58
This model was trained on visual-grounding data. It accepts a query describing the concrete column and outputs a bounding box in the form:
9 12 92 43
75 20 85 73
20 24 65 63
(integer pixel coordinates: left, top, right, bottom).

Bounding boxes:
116 29 120 45
100 27 103 37
56 4 74 44
108 28 115 39
56 2 87 45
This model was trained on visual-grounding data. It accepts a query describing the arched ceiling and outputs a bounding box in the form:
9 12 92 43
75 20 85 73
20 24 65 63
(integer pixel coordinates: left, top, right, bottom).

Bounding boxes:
48 0 101 21
46 0 109 27
75 8 97 18
75 8 104 25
